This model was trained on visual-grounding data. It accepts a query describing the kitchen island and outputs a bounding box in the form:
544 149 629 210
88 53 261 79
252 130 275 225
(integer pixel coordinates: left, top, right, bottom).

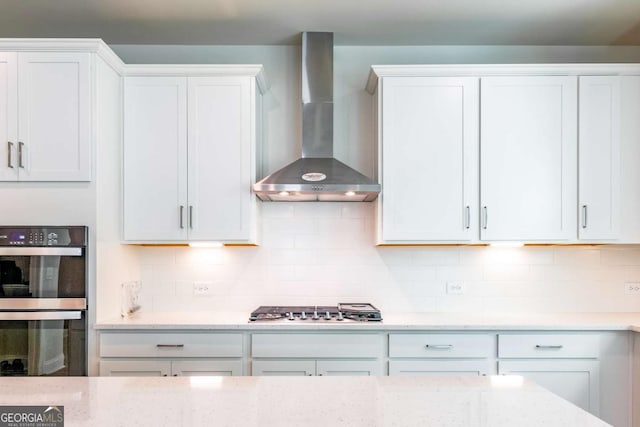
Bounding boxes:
0 375 609 426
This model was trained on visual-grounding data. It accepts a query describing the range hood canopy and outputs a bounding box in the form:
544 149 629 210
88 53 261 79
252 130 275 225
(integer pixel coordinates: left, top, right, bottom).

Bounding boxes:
253 32 381 202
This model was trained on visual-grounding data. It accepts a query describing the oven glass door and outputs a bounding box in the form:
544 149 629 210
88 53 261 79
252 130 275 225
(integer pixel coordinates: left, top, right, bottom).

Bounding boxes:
0 250 86 310
0 311 86 376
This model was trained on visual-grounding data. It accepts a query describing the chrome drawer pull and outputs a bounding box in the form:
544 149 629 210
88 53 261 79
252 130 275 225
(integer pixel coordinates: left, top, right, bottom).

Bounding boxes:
7 141 14 168
465 206 470 229
156 344 185 348
535 345 563 350
425 344 453 350
18 141 24 168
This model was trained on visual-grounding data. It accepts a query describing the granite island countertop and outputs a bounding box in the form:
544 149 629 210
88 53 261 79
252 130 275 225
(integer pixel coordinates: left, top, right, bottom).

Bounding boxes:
94 311 640 331
0 375 610 427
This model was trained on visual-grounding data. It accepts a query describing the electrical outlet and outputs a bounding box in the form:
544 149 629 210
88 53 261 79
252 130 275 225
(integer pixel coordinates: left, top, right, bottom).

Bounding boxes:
193 282 213 297
446 282 465 295
624 282 640 294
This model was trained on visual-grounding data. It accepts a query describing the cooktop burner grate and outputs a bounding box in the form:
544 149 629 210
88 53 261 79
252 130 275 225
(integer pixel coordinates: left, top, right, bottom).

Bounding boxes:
249 303 382 322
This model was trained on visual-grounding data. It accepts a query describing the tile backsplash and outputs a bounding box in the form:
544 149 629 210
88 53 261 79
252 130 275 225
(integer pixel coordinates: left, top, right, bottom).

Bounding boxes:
136 203 640 313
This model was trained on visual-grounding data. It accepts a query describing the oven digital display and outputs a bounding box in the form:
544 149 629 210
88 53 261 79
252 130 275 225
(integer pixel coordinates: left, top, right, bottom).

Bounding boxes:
9 232 25 242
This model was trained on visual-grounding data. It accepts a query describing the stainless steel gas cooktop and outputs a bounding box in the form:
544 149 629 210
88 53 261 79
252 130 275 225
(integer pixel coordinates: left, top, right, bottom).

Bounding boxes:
249 303 382 322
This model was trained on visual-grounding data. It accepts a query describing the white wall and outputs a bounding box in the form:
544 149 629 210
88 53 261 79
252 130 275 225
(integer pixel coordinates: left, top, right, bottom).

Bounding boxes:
102 44 640 316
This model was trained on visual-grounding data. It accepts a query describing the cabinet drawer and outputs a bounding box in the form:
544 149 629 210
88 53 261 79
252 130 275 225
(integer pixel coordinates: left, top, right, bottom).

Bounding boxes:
251 334 381 358
389 359 493 376
389 334 492 358
100 332 243 358
498 334 599 358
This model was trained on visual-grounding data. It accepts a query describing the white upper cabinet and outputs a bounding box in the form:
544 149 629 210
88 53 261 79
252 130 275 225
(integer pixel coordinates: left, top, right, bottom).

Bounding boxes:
187 77 253 241
124 77 188 242
480 76 578 242
0 51 91 181
123 69 263 243
377 76 479 243
0 52 17 182
578 76 621 241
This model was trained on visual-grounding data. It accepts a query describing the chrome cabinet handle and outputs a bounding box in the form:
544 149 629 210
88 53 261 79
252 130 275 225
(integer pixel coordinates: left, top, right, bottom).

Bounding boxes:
535 345 563 350
582 205 587 229
156 344 185 348
482 206 488 229
18 141 24 168
425 344 453 350
189 206 193 229
179 206 184 229
465 206 470 229
7 141 14 168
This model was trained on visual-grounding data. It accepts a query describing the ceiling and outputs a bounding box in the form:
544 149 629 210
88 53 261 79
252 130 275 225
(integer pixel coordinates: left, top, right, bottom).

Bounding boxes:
2 0 640 46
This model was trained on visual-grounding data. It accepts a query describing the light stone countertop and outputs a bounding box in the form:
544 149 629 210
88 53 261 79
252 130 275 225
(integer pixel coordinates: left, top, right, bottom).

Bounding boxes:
95 311 640 331
0 375 610 427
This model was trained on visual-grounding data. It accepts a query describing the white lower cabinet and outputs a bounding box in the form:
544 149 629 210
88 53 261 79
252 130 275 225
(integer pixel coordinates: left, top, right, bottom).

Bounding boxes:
633 332 640 427
252 359 382 376
389 360 491 376
498 360 600 415
388 333 495 376
99 331 244 377
498 333 600 416
251 333 383 376
100 359 242 377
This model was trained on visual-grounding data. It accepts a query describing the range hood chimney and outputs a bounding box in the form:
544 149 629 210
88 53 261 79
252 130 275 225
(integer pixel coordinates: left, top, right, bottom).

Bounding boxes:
253 32 381 202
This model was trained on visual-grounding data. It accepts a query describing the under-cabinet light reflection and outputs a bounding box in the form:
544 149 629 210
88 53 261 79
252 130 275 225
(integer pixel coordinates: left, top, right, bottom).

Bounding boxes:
188 242 224 248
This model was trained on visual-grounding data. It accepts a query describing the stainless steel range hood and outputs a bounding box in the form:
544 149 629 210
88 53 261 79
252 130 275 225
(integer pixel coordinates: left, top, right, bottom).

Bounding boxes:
253 32 380 202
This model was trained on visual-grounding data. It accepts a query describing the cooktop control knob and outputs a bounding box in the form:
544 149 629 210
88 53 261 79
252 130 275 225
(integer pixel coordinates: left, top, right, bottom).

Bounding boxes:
312 310 319 320
324 311 331 320
288 312 295 321
300 311 307 320
337 312 344 321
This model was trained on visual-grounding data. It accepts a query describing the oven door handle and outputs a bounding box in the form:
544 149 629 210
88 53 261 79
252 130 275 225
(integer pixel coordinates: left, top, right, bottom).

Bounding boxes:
0 311 82 321
0 247 82 256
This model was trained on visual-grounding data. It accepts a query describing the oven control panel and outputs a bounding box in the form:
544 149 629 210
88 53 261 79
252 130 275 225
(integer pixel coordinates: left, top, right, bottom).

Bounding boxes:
0 227 87 247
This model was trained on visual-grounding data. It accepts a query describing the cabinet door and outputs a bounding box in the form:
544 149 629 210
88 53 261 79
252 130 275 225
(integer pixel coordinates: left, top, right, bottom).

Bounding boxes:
480 76 577 241
123 76 188 242
380 77 479 242
389 360 491 376
633 333 640 427
187 76 252 241
171 360 242 376
252 360 315 376
99 360 171 377
0 52 17 181
499 360 600 415
316 360 382 376
17 52 91 181
579 76 621 241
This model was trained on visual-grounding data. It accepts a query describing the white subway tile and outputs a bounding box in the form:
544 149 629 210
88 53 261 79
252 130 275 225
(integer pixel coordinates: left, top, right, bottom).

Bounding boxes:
553 247 601 265
376 247 414 266
260 231 295 248
601 247 640 265
294 202 342 218
138 246 175 266
387 266 438 282
260 203 295 219
413 248 460 266
394 281 446 297
436 265 484 282
483 264 530 281
341 203 374 219
315 218 366 234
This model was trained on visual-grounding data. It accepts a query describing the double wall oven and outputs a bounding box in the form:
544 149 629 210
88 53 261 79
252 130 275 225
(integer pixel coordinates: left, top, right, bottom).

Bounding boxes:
0 226 87 376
